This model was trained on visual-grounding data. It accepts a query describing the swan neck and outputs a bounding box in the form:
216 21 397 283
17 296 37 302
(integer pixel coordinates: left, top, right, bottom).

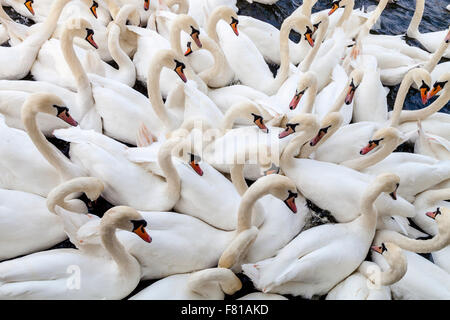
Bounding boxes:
389 73 414 127
147 63 171 127
375 229 447 253
407 0 424 36
302 79 318 114
281 131 312 166
230 164 248 196
108 24 133 73
188 268 241 297
341 139 397 170
100 222 135 273
158 139 181 203
236 181 270 233
336 0 354 28
423 34 449 72
398 88 450 124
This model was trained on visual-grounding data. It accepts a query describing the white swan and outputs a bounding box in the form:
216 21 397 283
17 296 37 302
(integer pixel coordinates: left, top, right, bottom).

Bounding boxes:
406 0 450 58
0 94 83 197
371 208 450 299
0 206 151 299
241 173 400 298
0 0 71 79
326 242 407 300
130 268 242 300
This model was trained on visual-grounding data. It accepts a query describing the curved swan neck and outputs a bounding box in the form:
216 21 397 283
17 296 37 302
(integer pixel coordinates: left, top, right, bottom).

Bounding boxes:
230 164 247 196
169 19 184 57
147 61 171 128
363 0 389 31
341 137 399 171
197 36 227 84
100 209 136 273
22 103 75 181
423 30 450 72
298 16 328 72
424 188 450 206
397 87 450 123
336 0 355 28
407 0 424 37
359 180 386 229
166 0 189 15
300 75 318 114
187 268 242 297
281 131 313 165
206 10 222 44
358 257 406 286
26 0 71 46
158 138 181 201
389 72 415 127
107 23 134 74
375 229 447 253
61 27 93 105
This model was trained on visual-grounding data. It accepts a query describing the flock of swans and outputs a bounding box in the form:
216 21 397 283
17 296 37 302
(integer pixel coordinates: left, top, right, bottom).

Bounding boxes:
0 0 449 300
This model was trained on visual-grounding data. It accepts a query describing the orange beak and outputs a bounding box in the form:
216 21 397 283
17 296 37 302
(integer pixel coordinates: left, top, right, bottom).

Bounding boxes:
289 90 304 110
360 140 380 155
328 3 339 15
144 0 150 11
253 117 269 133
90 1 98 19
427 84 443 100
371 245 384 254
284 192 298 214
189 161 203 176
305 32 314 47
56 108 78 127
184 42 193 56
279 124 297 139
134 225 152 243
426 208 441 220
230 18 239 36
175 65 187 82
310 126 330 146
345 84 357 105
191 30 202 49
86 30 98 49
25 0 35 15
420 87 429 104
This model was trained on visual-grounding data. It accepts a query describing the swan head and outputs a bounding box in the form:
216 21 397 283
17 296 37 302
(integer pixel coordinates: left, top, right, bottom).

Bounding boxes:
328 0 341 15
405 68 432 104
151 49 188 83
210 6 239 36
89 0 98 19
101 206 152 243
360 127 402 155
373 173 400 201
425 207 450 242
345 69 364 105
257 175 299 214
83 177 105 202
427 72 449 99
371 242 406 271
309 112 342 147
172 14 203 48
22 93 79 127
24 0 34 15
289 72 317 110
64 18 99 49
279 113 319 139
222 101 269 133
114 4 140 27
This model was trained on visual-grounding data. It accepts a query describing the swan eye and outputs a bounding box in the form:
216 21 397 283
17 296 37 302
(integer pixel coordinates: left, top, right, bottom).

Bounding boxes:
24 0 34 15
381 243 387 253
131 220 151 243
53 105 78 126
310 125 331 146
53 104 69 116
90 1 98 18
264 163 280 176
360 138 383 155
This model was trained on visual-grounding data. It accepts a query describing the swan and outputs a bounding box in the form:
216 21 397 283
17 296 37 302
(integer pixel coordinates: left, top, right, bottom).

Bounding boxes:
326 242 407 300
406 0 450 58
241 173 400 298
129 268 242 300
412 191 450 272
125 126 263 231
415 121 450 160
313 68 432 164
53 127 184 212
0 188 68 261
131 13 207 97
187 0 237 28
371 208 450 299
34 5 138 88
280 124 415 224
0 0 71 80
0 94 83 197
351 55 389 123
0 206 151 299
207 6 314 95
